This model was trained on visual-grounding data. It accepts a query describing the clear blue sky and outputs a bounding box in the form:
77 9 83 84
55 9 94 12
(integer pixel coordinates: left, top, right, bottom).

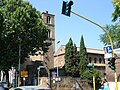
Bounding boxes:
27 0 115 50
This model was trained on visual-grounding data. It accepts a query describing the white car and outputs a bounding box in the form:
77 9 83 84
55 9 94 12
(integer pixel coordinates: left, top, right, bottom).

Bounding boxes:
14 86 51 90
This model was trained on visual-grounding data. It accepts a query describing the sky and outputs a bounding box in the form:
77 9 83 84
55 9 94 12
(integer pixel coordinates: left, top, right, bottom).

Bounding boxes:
27 0 115 51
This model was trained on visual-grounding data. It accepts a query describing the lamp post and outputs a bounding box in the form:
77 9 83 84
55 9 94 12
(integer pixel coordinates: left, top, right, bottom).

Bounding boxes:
37 66 45 86
57 41 60 78
56 41 60 90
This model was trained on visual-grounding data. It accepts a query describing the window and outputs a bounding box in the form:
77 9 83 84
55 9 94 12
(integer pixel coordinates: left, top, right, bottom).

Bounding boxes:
47 16 51 24
48 29 50 38
89 57 92 63
99 58 102 63
94 57 97 63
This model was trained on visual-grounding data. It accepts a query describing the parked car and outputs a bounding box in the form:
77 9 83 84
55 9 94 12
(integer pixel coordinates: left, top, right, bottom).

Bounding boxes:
14 86 51 90
0 82 4 90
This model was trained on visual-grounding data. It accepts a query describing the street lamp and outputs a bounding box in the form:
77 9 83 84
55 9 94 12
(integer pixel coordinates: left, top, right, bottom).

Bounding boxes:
37 66 45 86
57 41 60 78
56 41 60 90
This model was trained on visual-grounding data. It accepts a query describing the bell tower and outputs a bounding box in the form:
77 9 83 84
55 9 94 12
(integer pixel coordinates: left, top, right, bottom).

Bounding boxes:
42 11 55 69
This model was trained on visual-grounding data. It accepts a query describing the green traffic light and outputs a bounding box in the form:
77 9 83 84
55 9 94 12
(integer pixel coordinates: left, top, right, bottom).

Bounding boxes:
87 64 94 73
61 0 73 16
111 66 116 70
65 1 69 14
108 57 116 70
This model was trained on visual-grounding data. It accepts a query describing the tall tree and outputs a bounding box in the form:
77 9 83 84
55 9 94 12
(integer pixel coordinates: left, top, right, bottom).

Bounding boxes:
0 0 49 75
64 38 79 76
79 35 88 78
112 0 120 22
99 23 120 48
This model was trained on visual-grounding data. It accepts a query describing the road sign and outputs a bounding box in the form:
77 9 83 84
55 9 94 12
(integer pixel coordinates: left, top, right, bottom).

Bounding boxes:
106 45 112 54
104 45 112 58
21 71 28 77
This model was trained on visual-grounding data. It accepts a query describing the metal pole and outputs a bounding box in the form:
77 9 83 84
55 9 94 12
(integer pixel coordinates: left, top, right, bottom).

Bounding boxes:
18 37 21 87
93 75 95 90
93 65 95 90
57 41 60 90
57 41 60 77
71 11 118 90
114 70 118 90
16 71 17 87
38 67 40 86
39 68 41 85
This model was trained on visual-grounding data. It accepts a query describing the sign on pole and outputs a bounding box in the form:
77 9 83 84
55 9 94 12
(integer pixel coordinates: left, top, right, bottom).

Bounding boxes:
104 45 112 59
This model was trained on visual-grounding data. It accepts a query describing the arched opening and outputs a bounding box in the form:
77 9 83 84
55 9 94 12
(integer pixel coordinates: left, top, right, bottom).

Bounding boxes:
99 58 102 63
89 57 92 63
47 16 51 24
48 29 50 38
94 57 97 63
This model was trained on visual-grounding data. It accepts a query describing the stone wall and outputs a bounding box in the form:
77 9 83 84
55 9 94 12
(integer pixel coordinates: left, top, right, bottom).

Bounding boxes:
51 77 93 90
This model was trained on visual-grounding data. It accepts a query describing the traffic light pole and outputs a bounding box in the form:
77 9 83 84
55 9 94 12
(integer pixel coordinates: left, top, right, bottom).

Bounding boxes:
93 74 95 90
92 65 95 90
71 11 118 90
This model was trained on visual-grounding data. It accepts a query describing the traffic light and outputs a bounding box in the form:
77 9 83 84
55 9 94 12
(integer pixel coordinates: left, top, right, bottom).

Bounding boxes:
62 0 73 16
108 57 116 70
87 64 94 73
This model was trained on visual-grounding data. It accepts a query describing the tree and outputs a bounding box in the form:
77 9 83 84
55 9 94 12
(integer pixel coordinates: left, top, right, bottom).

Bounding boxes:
99 23 120 48
81 69 102 89
0 0 49 76
79 35 88 78
79 36 102 89
64 38 79 76
112 0 120 22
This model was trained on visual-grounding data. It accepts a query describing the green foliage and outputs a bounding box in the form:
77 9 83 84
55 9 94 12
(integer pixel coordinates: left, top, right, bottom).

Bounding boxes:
0 0 48 71
99 23 120 48
64 38 79 76
79 35 88 77
81 69 102 88
112 0 120 22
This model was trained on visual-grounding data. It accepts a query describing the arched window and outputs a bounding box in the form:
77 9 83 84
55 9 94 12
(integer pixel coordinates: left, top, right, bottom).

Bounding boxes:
48 29 50 38
94 57 97 63
47 16 51 24
89 57 92 63
99 58 102 63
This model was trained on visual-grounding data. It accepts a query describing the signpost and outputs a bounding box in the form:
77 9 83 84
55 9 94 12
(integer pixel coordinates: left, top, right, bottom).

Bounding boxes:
104 45 112 59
